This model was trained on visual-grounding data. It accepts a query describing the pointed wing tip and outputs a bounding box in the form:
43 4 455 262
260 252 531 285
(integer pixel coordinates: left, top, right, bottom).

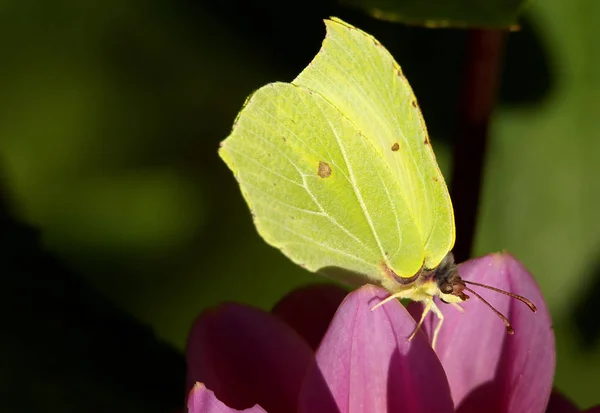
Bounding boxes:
324 17 357 33
325 16 344 25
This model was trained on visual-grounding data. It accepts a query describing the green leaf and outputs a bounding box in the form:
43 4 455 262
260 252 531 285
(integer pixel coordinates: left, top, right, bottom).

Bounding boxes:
219 18 454 288
340 0 531 29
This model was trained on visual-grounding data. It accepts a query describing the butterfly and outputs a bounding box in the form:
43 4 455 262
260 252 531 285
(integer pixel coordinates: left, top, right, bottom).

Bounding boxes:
219 17 535 348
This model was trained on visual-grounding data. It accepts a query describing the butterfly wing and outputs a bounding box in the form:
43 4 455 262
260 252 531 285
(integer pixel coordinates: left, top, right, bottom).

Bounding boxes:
219 81 424 284
293 18 455 272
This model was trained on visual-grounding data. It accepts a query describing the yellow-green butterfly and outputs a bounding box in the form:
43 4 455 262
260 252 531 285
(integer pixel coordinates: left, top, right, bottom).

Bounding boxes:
219 17 534 348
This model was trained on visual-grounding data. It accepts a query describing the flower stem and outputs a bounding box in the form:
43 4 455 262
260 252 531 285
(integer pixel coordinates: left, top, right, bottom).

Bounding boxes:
450 29 507 263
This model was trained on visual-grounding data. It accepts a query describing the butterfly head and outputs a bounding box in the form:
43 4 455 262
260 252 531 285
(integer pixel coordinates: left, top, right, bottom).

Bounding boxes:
433 252 470 304
432 252 537 335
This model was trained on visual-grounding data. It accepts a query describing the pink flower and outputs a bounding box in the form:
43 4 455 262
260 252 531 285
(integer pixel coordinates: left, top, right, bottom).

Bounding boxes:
185 253 598 412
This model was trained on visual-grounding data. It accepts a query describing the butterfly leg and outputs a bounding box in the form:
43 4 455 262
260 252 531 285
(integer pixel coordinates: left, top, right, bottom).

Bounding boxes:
370 292 404 311
451 302 465 313
430 301 445 350
407 297 433 342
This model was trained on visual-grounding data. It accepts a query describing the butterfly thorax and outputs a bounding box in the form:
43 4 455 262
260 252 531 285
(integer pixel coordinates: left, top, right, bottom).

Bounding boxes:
381 252 470 304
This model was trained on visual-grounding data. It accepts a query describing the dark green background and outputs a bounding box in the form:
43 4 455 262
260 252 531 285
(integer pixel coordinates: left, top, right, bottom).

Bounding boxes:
1 0 599 411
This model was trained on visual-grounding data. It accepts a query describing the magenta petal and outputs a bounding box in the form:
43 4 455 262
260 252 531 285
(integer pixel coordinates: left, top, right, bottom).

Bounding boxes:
188 383 267 413
186 303 313 413
414 253 555 413
299 284 454 413
272 284 348 350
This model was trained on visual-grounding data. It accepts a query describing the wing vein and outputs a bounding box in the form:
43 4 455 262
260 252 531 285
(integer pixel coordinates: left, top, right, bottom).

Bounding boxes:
261 217 374 267
248 104 353 185
242 126 376 256
225 145 304 187
242 178 324 216
318 101 387 261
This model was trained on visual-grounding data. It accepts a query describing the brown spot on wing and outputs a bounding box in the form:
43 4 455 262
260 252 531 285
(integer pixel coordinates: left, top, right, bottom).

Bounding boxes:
391 142 400 152
411 100 417 108
318 161 332 178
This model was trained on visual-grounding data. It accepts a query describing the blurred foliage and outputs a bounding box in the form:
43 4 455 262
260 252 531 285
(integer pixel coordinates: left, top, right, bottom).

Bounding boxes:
1 0 600 410
340 0 530 28
0 217 185 412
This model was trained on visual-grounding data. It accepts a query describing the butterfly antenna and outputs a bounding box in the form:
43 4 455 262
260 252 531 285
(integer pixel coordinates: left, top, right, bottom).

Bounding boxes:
463 286 515 334
463 280 537 312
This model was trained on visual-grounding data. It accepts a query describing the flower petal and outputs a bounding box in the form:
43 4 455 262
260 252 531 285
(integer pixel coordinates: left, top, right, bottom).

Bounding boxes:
272 283 348 350
188 383 267 413
410 253 555 413
186 303 313 413
299 284 454 413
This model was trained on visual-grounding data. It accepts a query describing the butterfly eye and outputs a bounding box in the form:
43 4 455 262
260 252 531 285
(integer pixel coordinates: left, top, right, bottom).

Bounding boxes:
440 282 453 294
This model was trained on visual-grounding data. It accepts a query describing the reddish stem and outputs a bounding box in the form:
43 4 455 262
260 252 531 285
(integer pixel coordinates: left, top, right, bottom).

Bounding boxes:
450 29 507 263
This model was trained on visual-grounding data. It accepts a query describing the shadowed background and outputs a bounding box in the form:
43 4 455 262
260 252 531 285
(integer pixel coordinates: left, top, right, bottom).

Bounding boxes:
1 0 599 411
